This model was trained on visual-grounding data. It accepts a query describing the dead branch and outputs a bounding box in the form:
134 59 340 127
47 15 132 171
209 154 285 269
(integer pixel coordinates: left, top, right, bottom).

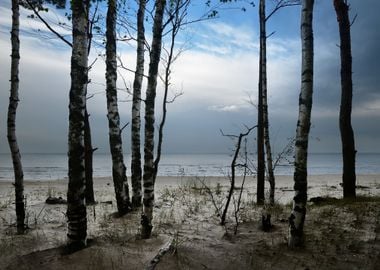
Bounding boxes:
220 125 257 225
233 138 248 234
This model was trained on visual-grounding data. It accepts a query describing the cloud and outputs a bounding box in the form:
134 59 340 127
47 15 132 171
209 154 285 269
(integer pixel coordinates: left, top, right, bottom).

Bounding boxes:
208 104 250 112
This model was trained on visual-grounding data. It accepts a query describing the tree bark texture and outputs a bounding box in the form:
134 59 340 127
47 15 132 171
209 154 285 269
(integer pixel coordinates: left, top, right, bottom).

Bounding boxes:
260 0 276 205
106 0 131 215
67 0 89 248
8 0 25 235
141 0 166 239
288 0 314 248
131 0 147 208
84 109 95 204
333 0 356 198
256 0 266 206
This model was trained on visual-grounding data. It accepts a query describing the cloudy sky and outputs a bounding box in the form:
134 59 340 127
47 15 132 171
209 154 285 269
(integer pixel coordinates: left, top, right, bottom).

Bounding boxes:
0 0 379 155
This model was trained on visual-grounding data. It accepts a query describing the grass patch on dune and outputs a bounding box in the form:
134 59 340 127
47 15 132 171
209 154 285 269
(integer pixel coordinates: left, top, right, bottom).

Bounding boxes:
309 195 380 207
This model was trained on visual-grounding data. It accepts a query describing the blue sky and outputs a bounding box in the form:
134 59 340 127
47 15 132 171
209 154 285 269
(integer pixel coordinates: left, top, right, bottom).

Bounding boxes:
0 0 379 154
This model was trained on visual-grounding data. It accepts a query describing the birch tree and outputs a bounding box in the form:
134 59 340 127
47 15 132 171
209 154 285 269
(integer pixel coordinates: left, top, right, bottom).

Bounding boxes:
260 0 300 205
8 0 25 235
154 0 187 180
24 0 97 204
106 0 131 215
66 0 90 249
131 0 147 208
141 0 166 239
288 0 314 248
333 0 356 198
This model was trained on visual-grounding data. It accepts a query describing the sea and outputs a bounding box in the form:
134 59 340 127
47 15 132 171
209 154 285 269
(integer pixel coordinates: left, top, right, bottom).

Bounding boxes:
0 153 379 181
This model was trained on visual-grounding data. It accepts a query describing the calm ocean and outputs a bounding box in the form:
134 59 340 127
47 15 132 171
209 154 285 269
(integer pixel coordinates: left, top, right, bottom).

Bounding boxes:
0 153 379 181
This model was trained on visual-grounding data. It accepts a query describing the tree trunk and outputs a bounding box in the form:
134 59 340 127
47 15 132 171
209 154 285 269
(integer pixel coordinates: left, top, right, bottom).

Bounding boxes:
8 0 25 235
67 0 89 249
84 109 95 204
256 0 266 206
106 0 131 215
260 0 276 205
154 0 179 181
141 0 166 239
131 0 146 208
333 0 356 198
288 0 314 248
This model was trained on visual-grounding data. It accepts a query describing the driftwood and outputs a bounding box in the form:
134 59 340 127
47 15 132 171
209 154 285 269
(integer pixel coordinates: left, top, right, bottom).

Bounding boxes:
145 238 174 270
45 196 67 204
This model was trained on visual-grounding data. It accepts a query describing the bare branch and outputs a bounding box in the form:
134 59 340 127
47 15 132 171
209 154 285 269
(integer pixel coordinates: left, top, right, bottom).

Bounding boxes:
24 0 72 47
117 56 149 79
266 30 276 39
120 122 130 133
166 91 184 104
265 0 300 22
88 57 98 71
350 13 358 27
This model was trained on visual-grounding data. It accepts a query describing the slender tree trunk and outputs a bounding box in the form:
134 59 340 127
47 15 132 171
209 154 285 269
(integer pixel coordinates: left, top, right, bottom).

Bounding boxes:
131 0 146 208
333 0 356 198
8 0 25 235
256 0 266 206
260 0 276 205
106 0 131 215
141 0 166 239
67 0 89 249
84 109 95 204
288 0 314 248
84 6 97 206
154 2 179 181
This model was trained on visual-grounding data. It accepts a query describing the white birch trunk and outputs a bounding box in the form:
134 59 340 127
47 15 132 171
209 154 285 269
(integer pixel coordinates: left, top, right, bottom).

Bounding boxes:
131 0 146 208
141 0 166 239
66 0 89 249
288 0 314 248
8 0 25 234
106 0 131 215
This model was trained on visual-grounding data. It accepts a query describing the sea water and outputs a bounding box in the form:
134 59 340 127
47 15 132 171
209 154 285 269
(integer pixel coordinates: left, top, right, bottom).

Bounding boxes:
0 153 379 181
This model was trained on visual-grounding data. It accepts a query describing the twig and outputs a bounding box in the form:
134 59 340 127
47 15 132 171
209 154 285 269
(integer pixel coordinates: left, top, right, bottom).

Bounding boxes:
120 122 130 132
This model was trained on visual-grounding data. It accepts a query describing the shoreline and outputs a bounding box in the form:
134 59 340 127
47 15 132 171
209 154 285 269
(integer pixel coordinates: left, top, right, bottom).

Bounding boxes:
0 173 379 185
0 174 378 205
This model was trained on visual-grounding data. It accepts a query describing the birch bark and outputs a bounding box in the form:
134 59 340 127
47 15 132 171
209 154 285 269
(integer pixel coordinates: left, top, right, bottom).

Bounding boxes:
288 0 314 248
333 0 356 198
8 0 25 235
141 0 166 239
106 0 131 215
131 0 147 208
260 0 276 205
67 0 89 248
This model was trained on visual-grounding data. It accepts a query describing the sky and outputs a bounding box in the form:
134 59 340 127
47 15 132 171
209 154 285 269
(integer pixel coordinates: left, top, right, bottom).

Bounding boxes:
0 0 379 155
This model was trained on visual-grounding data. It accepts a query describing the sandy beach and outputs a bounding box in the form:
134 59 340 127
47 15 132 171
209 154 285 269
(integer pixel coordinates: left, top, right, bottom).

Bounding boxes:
0 174 379 269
